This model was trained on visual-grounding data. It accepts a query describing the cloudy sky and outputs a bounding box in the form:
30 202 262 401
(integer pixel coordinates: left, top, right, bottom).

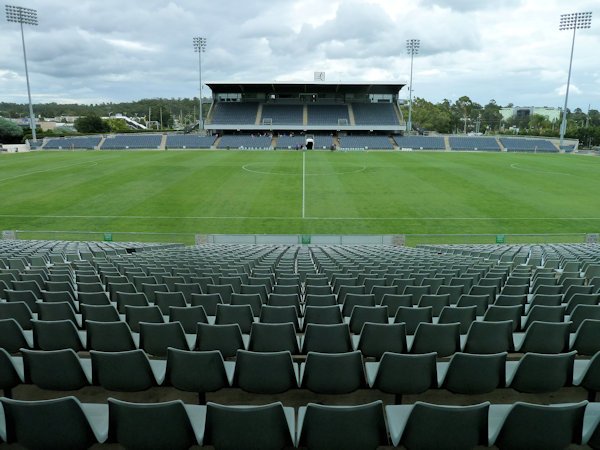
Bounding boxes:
1 0 599 110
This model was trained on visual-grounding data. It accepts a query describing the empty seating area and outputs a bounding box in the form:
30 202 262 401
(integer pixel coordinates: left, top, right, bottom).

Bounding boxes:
393 135 446 150
216 134 272 149
352 102 400 126
101 134 162 149
500 137 559 152
275 134 306 149
307 104 350 125
3 239 600 447
338 135 394 150
209 102 259 125
165 135 216 149
449 136 501 151
260 104 303 125
44 136 102 150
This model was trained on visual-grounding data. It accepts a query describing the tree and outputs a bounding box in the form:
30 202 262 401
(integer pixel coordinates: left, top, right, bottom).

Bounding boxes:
74 114 110 134
106 118 131 132
0 117 24 143
480 100 503 132
455 96 473 134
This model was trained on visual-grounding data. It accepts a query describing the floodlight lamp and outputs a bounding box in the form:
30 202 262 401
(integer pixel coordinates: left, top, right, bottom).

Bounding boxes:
193 36 207 52
5 5 38 25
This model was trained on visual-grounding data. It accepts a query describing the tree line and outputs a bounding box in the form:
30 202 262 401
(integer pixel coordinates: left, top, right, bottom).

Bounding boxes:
1 96 599 146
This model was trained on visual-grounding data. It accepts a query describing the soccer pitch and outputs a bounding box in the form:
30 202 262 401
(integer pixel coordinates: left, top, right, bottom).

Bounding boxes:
1 150 599 238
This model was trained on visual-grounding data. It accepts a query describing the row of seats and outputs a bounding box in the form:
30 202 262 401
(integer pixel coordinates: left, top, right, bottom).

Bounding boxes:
2 396 600 449
2 311 600 359
101 134 162 149
3 346 600 399
164 135 216 149
448 136 501 151
43 136 102 149
337 135 394 150
500 137 559 152
215 134 272 149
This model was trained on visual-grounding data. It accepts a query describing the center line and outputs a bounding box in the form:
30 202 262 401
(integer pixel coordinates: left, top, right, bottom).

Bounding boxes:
302 151 306 218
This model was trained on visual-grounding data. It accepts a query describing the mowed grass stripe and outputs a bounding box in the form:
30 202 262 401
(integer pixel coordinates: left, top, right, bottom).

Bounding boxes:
1 150 599 235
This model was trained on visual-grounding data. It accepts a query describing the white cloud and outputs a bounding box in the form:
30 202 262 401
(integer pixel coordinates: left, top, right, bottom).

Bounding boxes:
0 0 598 110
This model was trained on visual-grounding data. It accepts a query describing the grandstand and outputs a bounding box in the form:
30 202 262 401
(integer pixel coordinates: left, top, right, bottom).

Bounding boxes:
393 135 446 150
43 136 102 150
2 238 600 448
101 134 163 150
449 136 501 151
500 137 559 152
205 81 406 135
165 135 216 149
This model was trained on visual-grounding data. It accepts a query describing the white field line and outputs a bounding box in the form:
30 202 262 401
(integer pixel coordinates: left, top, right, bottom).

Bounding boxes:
302 152 306 219
2 214 600 221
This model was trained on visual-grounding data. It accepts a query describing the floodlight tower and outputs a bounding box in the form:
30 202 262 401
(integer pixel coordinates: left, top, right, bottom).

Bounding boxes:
6 5 38 141
558 12 592 148
406 39 420 137
193 36 207 132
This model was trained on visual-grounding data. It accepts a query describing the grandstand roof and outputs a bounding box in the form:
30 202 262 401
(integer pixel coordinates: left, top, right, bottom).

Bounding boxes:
206 81 405 95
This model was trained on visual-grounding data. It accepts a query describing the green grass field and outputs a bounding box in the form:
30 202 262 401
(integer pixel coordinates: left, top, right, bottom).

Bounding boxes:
1 150 599 242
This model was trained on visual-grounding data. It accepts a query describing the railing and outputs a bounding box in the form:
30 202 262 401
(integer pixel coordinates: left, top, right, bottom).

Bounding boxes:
3 230 596 247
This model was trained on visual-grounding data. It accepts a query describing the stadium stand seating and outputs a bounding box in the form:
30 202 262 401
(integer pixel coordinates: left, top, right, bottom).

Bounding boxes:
393 135 446 150
352 103 400 126
500 137 559 152
44 136 102 150
210 102 259 125
338 135 394 150
165 135 216 149
216 134 272 149
276 135 309 149
449 137 501 151
260 104 303 125
3 239 600 447
101 134 162 149
306 104 350 125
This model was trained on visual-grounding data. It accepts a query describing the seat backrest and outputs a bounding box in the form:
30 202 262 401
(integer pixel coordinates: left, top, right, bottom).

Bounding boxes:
301 351 365 394
165 348 230 395
400 401 489 449
394 306 433 335
22 348 89 390
204 402 294 450
233 349 297 394
356 323 406 359
411 322 460 357
493 401 586 449
1 396 99 449
139 321 188 357
463 320 514 354
108 398 197 449
32 319 83 351
303 305 343 328
190 293 222 315
91 349 157 391
248 322 299 354
518 321 570 354
302 323 352 354
124 305 164 333
196 323 244 358
169 305 208 334
441 352 506 395
509 351 576 393
0 318 31 353
86 320 136 352
299 401 388 450
215 303 254 333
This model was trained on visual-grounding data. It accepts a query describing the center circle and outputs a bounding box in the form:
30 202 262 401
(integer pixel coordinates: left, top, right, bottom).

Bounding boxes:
242 162 366 176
